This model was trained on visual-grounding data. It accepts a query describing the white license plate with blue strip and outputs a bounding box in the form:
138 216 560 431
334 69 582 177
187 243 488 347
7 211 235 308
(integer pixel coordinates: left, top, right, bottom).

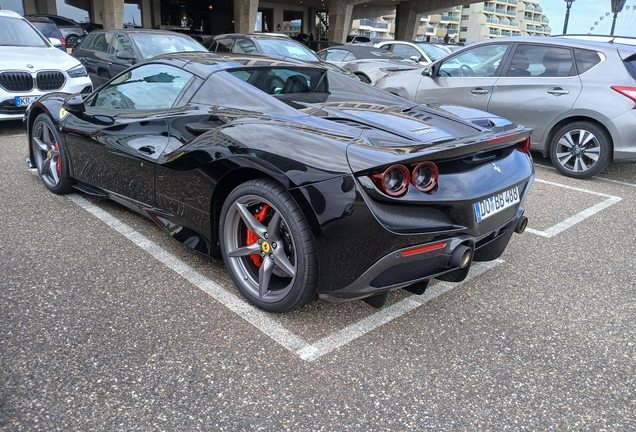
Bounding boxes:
15 96 38 107
474 186 520 222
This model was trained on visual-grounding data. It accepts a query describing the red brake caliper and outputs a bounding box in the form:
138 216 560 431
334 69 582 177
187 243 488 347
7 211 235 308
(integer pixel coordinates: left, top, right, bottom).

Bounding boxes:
54 142 61 175
246 204 270 267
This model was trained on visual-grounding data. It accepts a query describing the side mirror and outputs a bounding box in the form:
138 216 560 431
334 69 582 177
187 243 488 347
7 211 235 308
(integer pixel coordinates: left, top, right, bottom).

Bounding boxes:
410 55 420 63
62 93 86 113
423 64 437 77
48 37 62 47
115 50 135 63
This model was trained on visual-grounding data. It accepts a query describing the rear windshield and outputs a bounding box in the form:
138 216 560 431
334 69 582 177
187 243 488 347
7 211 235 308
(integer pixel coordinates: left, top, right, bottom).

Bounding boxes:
0 16 49 47
30 21 62 39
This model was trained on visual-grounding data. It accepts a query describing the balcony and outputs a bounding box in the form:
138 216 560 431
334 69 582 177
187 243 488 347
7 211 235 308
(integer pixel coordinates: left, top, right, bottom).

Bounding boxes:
455 6 463 10
533 17 541 22
526 24 535 30
499 19 510 25
483 6 495 12
449 16 460 22
486 17 498 24
526 5 534 11
508 0 517 3
507 10 516 16
358 19 389 29
447 29 457 35
439 15 451 21
489 28 501 35
535 6 542 12
501 30 512 36
542 18 549 23
496 8 506 13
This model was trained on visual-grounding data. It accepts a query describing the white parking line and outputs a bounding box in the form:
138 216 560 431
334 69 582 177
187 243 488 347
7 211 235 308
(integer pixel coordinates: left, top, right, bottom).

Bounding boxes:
534 163 636 187
526 179 622 238
59 191 502 362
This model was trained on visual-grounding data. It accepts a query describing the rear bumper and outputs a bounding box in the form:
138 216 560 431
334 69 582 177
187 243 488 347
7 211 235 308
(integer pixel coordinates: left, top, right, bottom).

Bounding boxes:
319 207 525 303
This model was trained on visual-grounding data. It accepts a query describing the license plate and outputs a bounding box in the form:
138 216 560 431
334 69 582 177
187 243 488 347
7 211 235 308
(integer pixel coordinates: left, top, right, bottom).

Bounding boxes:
15 96 38 108
474 186 520 222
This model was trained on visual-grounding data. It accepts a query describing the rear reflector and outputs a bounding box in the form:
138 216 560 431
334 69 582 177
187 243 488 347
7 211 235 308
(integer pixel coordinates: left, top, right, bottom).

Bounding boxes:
401 241 447 257
516 136 531 153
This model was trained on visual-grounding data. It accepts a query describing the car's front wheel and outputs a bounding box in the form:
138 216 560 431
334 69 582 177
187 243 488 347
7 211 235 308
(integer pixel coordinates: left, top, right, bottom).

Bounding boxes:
31 113 73 194
220 179 318 312
549 121 611 179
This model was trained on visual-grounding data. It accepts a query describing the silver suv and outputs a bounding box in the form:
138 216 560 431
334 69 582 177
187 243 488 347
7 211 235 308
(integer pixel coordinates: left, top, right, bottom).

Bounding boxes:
376 36 636 178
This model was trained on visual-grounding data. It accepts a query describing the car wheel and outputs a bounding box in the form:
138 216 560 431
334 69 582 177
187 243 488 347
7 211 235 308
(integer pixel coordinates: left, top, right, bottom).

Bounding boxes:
66 34 79 48
356 74 371 84
31 113 73 194
220 179 318 312
549 121 611 179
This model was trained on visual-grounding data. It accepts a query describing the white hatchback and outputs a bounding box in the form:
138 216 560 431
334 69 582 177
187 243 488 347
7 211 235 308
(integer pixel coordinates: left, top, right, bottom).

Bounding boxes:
0 10 92 121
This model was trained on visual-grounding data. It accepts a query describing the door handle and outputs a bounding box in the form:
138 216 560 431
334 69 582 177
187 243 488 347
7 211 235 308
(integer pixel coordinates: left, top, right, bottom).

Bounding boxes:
138 146 155 155
548 87 570 96
470 88 489 95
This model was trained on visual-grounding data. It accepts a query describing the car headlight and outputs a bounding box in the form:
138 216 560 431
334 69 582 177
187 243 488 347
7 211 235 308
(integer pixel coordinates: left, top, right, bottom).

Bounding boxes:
67 64 88 78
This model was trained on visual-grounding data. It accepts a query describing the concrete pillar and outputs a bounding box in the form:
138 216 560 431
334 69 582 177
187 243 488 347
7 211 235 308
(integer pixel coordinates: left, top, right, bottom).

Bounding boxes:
141 0 161 29
395 4 423 41
328 0 353 43
234 0 259 34
102 0 124 29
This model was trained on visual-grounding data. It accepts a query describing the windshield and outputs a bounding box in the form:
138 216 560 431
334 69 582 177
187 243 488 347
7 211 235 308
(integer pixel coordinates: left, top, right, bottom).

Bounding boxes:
131 33 207 59
416 43 449 62
0 16 49 47
256 39 320 62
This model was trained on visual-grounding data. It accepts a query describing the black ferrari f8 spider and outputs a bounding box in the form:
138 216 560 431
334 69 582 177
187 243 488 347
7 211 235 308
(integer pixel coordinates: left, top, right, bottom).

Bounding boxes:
25 52 534 312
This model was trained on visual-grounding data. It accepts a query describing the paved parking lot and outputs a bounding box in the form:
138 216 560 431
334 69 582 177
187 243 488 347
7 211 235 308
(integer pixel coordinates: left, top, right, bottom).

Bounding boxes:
1 119 635 430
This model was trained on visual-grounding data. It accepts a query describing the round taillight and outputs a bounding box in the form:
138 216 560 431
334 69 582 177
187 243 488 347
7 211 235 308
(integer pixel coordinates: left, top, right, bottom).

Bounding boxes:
412 161 438 193
373 165 410 197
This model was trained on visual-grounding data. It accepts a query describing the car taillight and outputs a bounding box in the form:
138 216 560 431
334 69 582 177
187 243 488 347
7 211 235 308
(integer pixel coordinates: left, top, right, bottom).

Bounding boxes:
611 86 636 107
372 165 410 197
516 136 531 153
412 161 438 193
372 162 439 197
60 38 67 48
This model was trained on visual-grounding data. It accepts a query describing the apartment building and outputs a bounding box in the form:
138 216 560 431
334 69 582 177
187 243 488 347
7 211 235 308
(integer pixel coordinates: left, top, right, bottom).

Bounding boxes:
349 0 551 44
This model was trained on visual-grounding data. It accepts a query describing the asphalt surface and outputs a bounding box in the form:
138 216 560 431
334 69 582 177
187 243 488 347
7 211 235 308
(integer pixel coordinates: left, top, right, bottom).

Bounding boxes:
1 118 635 430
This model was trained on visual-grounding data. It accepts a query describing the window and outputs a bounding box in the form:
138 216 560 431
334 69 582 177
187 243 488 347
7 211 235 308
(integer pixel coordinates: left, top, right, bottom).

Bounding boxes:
505 46 574 77
89 33 111 52
391 45 421 61
90 64 193 110
109 33 133 55
318 49 351 62
461 15 469 20
439 44 508 77
460 27 468 32
213 38 233 53
233 37 258 54
574 48 602 75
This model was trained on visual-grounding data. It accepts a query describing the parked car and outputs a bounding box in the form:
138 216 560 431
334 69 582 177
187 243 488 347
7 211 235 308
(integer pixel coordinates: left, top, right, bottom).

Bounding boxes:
168 27 212 44
0 10 91 122
80 22 103 33
25 15 67 51
375 40 449 65
376 36 636 178
346 35 373 44
25 14 86 48
203 33 352 76
72 29 208 87
316 44 421 84
25 52 534 312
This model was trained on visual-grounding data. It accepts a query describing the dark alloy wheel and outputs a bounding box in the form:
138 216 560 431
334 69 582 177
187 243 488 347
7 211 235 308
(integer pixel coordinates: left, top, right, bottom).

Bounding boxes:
31 114 73 194
550 121 611 179
66 34 79 48
220 179 318 312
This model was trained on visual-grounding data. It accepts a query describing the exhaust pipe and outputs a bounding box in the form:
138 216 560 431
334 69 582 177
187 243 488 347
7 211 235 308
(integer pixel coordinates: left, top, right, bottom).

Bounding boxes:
449 245 472 269
515 216 528 234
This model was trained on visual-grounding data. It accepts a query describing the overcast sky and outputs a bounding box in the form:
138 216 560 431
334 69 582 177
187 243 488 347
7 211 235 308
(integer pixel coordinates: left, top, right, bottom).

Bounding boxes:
540 0 636 35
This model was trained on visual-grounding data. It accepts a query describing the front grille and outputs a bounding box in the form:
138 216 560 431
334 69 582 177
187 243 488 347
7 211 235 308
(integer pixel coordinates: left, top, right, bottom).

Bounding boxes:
0 99 27 115
36 71 65 91
0 72 33 92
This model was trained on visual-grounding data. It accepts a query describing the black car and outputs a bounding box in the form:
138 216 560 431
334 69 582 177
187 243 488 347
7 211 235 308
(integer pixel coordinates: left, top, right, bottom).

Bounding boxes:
25 52 534 313
25 14 86 48
72 29 207 87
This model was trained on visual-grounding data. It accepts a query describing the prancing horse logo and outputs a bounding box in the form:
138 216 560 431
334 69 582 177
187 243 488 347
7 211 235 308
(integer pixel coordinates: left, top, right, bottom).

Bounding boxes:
491 162 501 174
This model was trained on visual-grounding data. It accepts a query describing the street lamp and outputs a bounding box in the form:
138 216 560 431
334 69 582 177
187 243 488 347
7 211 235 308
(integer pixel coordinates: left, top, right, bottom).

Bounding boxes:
610 0 626 35
562 0 575 34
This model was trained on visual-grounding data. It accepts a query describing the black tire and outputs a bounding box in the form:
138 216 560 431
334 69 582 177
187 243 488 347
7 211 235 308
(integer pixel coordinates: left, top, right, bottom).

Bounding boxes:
66 34 79 48
549 121 611 179
31 113 73 194
220 179 318 312
356 74 371 84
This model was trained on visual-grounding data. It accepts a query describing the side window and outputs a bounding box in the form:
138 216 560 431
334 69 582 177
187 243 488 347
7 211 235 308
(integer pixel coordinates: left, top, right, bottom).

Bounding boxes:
574 48 601 74
392 45 420 61
213 38 232 53
439 44 507 77
89 33 111 53
233 38 257 54
506 46 574 77
89 64 194 110
79 33 96 49
109 33 134 55
378 44 391 51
